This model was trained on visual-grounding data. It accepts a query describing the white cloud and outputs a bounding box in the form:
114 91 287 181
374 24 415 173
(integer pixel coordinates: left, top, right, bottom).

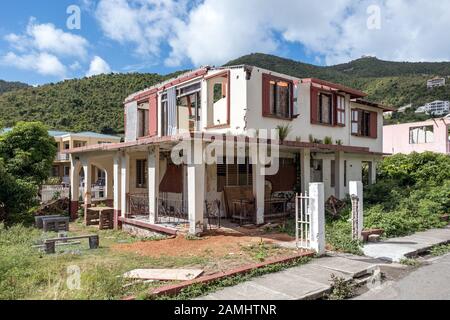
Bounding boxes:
86 56 112 76
5 18 89 59
95 0 189 57
94 0 450 67
1 52 66 77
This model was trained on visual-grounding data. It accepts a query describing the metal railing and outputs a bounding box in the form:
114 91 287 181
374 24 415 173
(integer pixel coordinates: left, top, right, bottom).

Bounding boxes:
55 152 69 161
295 192 312 250
127 193 188 224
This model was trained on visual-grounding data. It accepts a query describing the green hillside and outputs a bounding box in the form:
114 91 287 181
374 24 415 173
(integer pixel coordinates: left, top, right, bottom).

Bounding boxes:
1 53 450 133
0 73 170 134
0 80 29 94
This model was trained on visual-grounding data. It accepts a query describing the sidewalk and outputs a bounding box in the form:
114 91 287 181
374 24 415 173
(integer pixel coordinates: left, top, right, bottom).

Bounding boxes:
197 254 379 300
363 226 450 262
196 226 450 300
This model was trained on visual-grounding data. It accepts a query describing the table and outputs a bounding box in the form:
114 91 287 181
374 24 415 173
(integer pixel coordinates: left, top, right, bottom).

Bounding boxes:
86 207 114 230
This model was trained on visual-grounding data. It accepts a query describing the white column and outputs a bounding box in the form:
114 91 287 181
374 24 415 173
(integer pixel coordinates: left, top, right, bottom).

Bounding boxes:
113 153 121 229
252 161 265 225
120 152 129 217
349 181 364 241
82 158 92 224
309 182 325 256
187 163 205 235
300 148 311 194
148 146 160 224
371 160 377 185
334 151 345 199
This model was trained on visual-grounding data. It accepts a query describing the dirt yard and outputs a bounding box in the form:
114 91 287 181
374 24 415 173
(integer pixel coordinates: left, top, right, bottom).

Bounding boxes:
112 226 298 274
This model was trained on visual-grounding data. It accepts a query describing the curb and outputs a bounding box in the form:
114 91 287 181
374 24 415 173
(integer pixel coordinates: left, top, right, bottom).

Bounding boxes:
123 250 315 300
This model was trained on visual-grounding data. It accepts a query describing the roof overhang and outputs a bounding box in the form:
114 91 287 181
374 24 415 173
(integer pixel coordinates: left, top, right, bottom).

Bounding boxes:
351 98 396 112
301 78 367 99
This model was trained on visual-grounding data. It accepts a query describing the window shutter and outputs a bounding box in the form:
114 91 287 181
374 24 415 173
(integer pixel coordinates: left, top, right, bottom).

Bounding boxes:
262 74 270 116
370 111 378 138
149 94 158 136
332 94 338 126
310 86 319 124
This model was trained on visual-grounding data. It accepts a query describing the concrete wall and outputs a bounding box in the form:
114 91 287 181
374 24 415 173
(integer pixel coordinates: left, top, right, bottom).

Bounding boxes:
383 118 450 154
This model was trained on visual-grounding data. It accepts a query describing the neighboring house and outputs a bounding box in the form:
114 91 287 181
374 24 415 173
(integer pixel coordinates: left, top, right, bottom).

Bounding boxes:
67 65 392 235
427 77 446 89
51 131 121 185
0 128 121 185
417 100 450 116
383 118 450 154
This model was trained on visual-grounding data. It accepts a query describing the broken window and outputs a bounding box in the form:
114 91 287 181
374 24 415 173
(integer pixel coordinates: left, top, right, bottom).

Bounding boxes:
409 125 434 144
262 74 293 119
351 109 372 137
207 74 229 128
137 102 149 138
318 93 332 125
216 158 252 192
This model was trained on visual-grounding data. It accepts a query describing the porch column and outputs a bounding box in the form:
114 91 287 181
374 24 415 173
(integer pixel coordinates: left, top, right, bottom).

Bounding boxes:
187 162 206 235
81 158 92 225
148 146 160 225
69 155 80 220
349 181 364 241
113 153 121 229
252 161 265 225
334 151 345 199
300 148 311 194
120 152 130 218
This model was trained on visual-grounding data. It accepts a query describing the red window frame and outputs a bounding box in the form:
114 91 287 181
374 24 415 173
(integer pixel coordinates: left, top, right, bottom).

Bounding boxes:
262 73 294 120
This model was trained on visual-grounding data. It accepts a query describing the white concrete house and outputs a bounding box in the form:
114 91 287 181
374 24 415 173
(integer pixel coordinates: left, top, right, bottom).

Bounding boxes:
66 65 390 236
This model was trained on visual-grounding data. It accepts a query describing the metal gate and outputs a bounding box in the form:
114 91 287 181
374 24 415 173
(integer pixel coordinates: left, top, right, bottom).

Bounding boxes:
295 192 312 249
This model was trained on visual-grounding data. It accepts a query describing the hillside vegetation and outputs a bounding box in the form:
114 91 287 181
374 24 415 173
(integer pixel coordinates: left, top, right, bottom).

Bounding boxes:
0 80 29 94
2 53 450 133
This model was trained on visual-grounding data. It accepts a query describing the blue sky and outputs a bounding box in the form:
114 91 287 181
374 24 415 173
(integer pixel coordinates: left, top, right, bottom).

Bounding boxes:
1 0 449 85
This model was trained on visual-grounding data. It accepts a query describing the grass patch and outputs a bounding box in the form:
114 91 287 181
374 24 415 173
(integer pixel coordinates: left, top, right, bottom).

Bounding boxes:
0 223 210 300
429 243 450 257
155 256 313 300
399 258 421 267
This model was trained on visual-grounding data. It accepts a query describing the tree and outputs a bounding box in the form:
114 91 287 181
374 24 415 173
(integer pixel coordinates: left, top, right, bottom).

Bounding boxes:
0 122 57 185
0 122 57 223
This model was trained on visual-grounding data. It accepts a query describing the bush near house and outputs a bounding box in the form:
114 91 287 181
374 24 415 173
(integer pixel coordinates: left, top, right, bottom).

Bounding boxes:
0 122 57 223
326 152 450 253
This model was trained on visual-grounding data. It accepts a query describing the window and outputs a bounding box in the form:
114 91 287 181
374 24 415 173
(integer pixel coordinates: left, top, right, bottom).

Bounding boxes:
409 125 434 144
74 141 87 148
51 166 59 177
207 72 230 128
336 95 346 126
136 159 147 188
362 161 372 186
63 166 70 177
351 109 372 137
137 106 149 138
263 74 293 119
318 93 333 125
344 160 347 187
310 159 323 183
217 158 253 192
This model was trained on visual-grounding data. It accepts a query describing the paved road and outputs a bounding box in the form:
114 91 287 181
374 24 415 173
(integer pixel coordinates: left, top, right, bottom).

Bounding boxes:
356 253 450 300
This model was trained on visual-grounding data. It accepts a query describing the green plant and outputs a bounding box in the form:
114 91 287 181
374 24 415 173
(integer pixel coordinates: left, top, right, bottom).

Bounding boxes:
429 243 450 257
335 139 343 145
184 234 203 241
309 134 314 143
399 258 421 267
324 136 333 145
295 136 301 142
326 274 355 300
276 124 291 142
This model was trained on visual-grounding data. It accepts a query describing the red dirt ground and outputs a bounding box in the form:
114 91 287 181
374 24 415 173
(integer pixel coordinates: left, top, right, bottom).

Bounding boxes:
112 228 295 259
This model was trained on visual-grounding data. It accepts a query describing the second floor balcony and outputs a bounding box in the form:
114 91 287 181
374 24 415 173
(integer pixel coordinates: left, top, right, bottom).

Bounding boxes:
55 152 70 162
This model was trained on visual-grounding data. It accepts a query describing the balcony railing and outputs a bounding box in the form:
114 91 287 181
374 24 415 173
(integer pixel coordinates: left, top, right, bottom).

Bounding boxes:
55 152 69 161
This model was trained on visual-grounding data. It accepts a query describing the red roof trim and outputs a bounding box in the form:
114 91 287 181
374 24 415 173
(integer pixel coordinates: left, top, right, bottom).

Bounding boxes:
124 68 209 104
301 78 367 98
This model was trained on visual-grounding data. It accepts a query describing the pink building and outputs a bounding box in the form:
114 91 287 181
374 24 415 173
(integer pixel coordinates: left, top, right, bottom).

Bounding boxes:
383 118 450 154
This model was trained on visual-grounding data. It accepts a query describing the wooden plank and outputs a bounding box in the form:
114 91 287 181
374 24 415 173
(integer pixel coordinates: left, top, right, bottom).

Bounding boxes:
123 269 204 281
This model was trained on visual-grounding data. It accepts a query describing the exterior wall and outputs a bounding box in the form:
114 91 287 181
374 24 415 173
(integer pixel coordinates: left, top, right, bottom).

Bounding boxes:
245 68 383 153
383 119 450 154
